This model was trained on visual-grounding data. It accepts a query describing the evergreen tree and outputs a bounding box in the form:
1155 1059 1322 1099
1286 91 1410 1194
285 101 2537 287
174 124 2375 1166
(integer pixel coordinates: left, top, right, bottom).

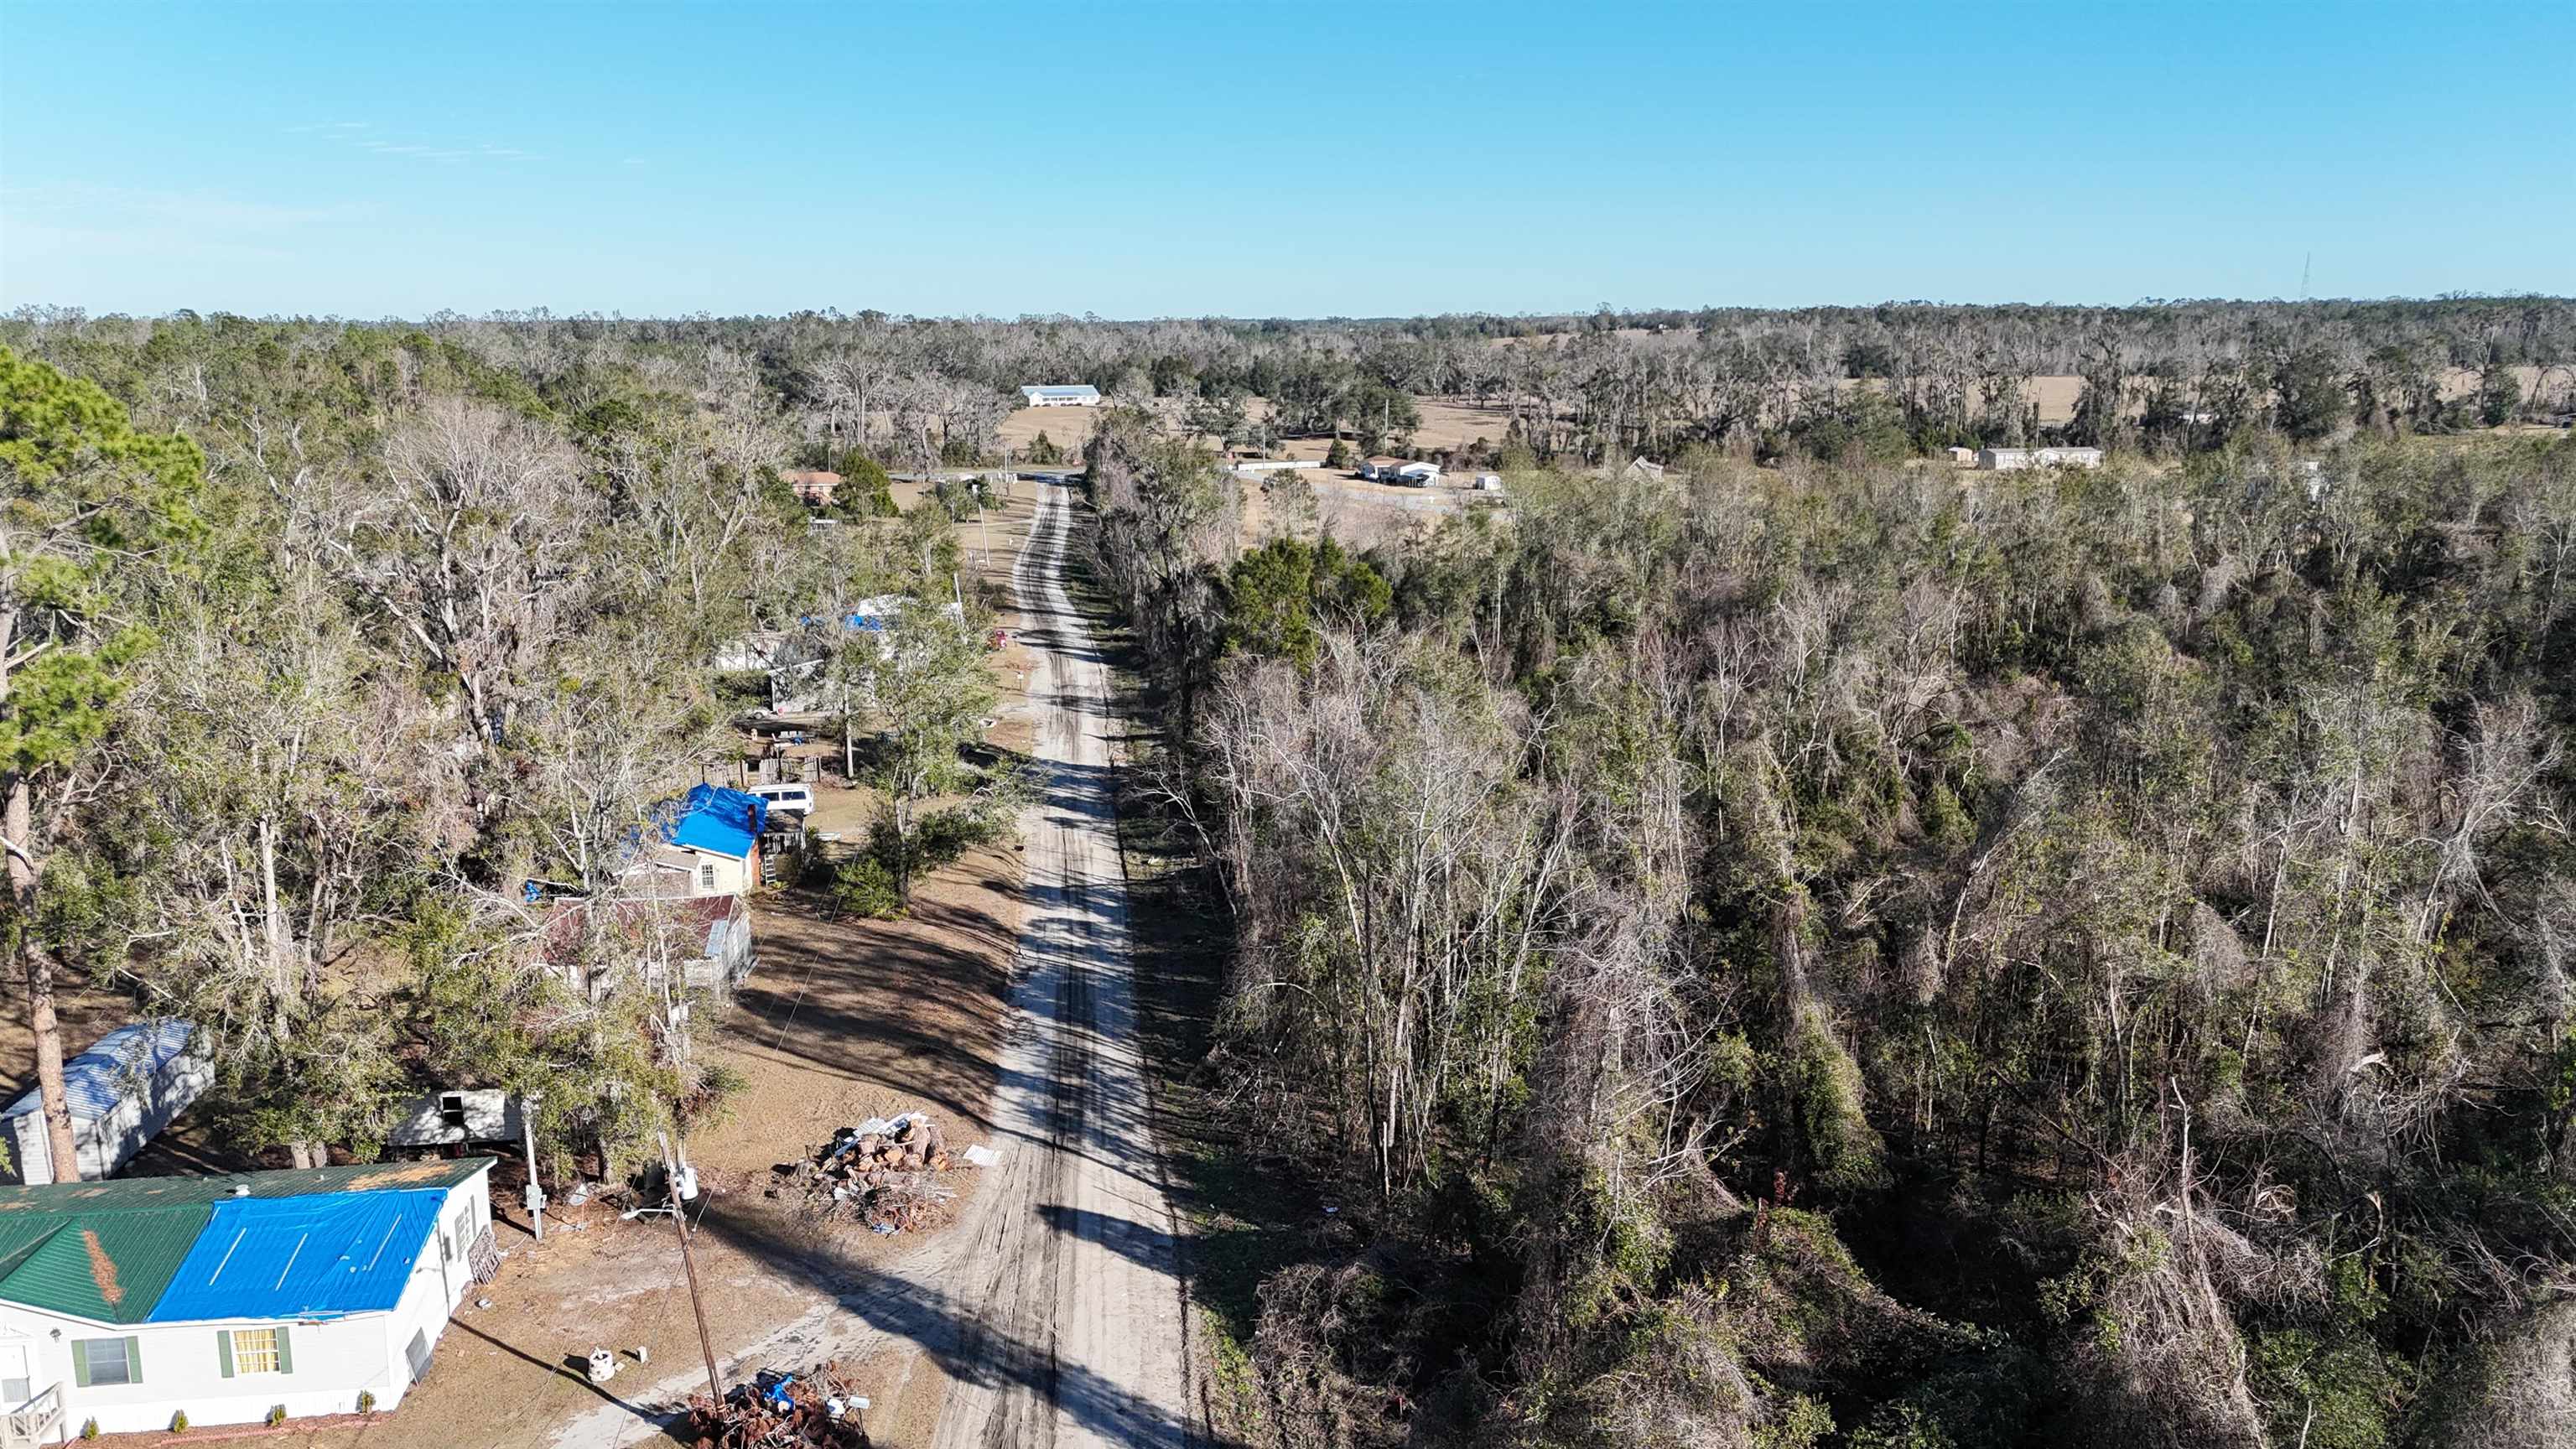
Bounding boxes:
0 346 205 1180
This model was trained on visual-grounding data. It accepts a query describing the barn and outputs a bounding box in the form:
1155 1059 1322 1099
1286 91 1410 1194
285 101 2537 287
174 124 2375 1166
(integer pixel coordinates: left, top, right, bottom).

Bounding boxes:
0 1022 210 1187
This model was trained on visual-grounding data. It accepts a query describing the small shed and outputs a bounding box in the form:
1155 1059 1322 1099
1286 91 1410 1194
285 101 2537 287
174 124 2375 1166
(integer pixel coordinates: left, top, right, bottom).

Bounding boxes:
0 1021 209 1186
542 892 759 1000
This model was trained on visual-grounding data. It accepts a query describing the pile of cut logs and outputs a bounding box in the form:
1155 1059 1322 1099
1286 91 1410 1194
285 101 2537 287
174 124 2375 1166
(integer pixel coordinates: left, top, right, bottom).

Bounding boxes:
768 1113 959 1231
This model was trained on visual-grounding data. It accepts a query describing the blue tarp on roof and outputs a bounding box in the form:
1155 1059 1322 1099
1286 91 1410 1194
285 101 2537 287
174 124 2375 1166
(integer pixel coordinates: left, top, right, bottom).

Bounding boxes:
662 783 767 860
3 1021 195 1121
147 1187 449 1322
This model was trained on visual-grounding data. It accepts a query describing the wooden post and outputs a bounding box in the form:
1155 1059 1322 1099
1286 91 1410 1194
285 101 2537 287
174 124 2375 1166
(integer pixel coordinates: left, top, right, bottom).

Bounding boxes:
660 1132 724 1405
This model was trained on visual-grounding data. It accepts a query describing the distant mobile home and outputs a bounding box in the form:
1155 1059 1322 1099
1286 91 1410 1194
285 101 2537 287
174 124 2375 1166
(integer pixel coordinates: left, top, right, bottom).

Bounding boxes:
1017 385 1102 408
0 1021 209 1186
1976 446 2104 471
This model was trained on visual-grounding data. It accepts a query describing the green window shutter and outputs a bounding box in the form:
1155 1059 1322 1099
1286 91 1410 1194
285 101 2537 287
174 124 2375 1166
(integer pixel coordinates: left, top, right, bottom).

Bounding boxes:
125 1335 142 1385
70 1339 90 1389
275 1326 294 1374
217 1330 234 1378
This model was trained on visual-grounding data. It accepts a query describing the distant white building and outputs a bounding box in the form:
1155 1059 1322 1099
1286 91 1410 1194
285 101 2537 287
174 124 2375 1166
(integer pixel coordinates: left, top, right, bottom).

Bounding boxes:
1388 461 1441 486
1976 446 2104 472
0 1021 209 1186
1018 385 1101 408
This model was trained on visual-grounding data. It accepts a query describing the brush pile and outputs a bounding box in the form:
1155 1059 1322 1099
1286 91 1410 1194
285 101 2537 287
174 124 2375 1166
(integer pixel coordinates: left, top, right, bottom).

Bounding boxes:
684 1363 869 1448
768 1112 962 1232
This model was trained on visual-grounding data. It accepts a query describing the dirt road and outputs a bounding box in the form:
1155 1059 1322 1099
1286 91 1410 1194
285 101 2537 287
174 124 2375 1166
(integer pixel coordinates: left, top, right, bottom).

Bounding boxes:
553 481 1193 1449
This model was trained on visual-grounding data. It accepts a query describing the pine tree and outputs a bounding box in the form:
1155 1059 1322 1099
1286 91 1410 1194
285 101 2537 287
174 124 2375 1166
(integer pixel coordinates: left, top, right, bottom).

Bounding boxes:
0 346 205 1180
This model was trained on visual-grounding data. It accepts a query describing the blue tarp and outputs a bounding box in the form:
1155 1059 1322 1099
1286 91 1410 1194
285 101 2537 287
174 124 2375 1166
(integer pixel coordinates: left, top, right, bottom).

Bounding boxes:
662 783 768 860
3 1020 195 1121
148 1187 449 1322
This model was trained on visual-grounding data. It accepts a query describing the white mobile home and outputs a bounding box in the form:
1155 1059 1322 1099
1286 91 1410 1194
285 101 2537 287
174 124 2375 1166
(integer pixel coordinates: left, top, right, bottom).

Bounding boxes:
0 1158 495 1438
1017 385 1102 408
0 1021 210 1187
1976 446 2104 471
385 1090 526 1150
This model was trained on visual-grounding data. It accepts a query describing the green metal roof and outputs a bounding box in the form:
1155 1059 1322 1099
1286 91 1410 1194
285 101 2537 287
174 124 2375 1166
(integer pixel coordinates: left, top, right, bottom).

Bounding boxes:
0 1157 493 1215
0 1207 209 1323
0 1159 494 1324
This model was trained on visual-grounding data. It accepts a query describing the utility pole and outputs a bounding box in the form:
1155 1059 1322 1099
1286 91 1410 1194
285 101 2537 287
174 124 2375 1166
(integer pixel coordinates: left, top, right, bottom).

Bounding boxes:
521 1094 545 1243
658 1131 724 1405
976 475 993 569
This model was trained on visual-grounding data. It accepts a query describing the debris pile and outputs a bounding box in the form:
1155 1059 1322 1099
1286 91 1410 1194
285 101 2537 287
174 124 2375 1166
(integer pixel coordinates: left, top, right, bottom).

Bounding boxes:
768 1112 964 1232
684 1364 870 1449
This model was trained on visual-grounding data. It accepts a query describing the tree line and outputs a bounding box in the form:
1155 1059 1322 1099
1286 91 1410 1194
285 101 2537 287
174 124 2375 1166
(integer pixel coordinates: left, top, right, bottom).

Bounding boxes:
14 298 2569 480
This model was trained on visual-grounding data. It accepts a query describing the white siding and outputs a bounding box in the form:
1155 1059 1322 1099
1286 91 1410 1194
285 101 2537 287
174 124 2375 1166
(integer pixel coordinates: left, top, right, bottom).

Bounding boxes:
1 1052 213 1186
3 1306 396 1434
645 845 757 897
387 1091 523 1149
0 1175 491 1435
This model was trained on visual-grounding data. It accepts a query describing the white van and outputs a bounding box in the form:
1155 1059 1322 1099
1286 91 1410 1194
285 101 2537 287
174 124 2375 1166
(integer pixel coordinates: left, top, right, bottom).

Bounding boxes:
748 782 818 818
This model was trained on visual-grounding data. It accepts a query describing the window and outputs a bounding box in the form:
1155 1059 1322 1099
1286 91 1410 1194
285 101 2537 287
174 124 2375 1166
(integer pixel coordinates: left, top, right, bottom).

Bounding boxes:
699 863 717 891
438 1093 469 1130
231 1328 281 1376
75 1337 136 1387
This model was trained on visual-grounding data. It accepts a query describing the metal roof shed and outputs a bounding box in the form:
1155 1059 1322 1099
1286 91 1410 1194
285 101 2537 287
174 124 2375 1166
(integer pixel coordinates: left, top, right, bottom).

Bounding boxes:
1 1021 210 1186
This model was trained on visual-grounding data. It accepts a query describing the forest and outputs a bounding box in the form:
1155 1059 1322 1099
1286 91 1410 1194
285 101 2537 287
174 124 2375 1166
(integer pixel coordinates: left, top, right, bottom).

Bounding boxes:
3 298 2573 1447
1074 339 2576 1441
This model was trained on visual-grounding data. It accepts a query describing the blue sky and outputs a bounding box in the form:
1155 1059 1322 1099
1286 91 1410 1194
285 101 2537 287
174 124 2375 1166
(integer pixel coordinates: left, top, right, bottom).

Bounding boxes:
2 1 2568 318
